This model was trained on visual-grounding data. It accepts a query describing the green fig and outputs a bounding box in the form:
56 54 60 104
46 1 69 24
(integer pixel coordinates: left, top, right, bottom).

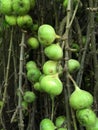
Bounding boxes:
17 15 33 28
71 43 80 52
12 0 30 15
40 74 63 96
27 37 39 49
69 86 93 110
0 0 12 15
23 91 36 103
86 118 98 130
38 24 60 46
29 0 35 9
44 43 63 60
26 61 37 71
33 82 43 92
55 115 66 128
31 23 39 31
5 15 17 26
39 74 46 82
63 0 78 9
68 59 80 73
27 68 42 82
42 60 62 75
82 35 86 45
63 0 68 9
0 101 3 108
21 101 28 110
76 108 96 126
40 118 56 130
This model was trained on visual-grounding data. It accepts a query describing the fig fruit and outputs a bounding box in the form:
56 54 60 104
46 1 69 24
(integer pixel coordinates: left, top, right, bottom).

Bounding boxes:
33 82 43 92
29 0 35 9
39 74 46 82
82 35 86 45
23 91 36 103
21 101 28 110
27 68 42 82
69 86 93 110
38 24 60 46
31 23 39 31
68 59 80 73
42 60 62 75
40 118 56 130
55 115 66 128
5 15 17 26
40 74 63 96
27 37 39 49
0 101 3 108
26 61 37 71
63 0 78 9
0 0 12 15
86 118 98 130
76 108 96 126
71 43 80 52
17 15 33 28
63 0 68 9
44 43 63 60
12 0 30 15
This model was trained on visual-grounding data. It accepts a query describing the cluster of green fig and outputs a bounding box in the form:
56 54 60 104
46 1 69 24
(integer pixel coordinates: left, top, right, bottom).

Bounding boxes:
69 82 98 130
26 60 63 98
26 24 83 128
40 115 67 130
22 91 36 110
26 24 81 98
25 24 83 130
26 24 64 98
0 0 35 28
20 61 41 111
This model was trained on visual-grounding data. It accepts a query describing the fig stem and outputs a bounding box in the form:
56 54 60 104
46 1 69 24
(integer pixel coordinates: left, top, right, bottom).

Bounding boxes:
50 95 55 121
68 74 79 90
51 73 59 78
56 34 61 39
69 48 78 52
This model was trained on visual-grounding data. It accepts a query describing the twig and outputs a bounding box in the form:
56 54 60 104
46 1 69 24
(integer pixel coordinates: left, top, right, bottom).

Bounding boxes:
88 0 98 111
0 27 13 130
12 43 18 100
53 0 59 32
62 0 73 130
68 0 80 29
86 7 98 11
76 17 92 87
18 30 26 130
58 16 67 36
26 104 36 130
62 0 80 130
10 107 18 123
